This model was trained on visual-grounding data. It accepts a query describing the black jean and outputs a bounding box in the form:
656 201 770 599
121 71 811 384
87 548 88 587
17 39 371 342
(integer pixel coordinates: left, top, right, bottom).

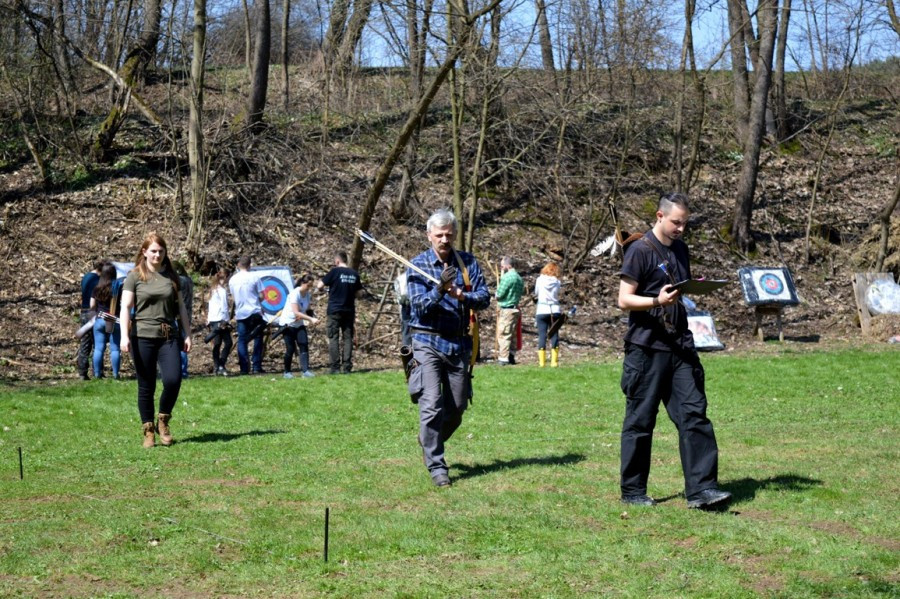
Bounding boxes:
209 321 233 369
619 343 719 499
132 336 182 423
282 326 310 372
326 312 355 373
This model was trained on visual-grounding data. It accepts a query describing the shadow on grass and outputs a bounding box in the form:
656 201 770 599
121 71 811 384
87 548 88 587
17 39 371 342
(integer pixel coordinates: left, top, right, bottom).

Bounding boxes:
178 429 286 444
723 474 823 505
454 452 586 481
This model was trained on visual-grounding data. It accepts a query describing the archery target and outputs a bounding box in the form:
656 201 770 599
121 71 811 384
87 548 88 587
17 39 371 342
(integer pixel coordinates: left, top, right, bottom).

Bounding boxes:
738 266 798 305
260 276 289 315
251 266 295 322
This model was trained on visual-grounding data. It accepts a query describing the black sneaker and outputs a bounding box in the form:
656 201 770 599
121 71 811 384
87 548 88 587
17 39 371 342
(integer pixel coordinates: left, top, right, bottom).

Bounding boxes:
686 488 732 510
621 494 657 507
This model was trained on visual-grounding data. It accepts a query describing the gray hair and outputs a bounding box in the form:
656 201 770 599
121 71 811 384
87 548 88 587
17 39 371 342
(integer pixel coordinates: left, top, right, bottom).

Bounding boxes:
426 208 457 233
501 256 515 268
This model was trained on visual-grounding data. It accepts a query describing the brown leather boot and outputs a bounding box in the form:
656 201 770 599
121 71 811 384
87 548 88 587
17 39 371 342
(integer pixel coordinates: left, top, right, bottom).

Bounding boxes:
142 422 156 448
156 413 173 446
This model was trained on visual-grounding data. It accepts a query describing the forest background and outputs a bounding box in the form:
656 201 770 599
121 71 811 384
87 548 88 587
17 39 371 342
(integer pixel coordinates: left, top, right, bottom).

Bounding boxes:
0 0 898 380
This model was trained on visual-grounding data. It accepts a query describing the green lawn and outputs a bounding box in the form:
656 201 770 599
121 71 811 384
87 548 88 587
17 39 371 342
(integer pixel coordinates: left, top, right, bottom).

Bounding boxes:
1 349 898 597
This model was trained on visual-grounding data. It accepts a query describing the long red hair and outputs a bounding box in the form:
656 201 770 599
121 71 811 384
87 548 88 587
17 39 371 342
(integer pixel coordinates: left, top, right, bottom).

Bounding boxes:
133 232 180 291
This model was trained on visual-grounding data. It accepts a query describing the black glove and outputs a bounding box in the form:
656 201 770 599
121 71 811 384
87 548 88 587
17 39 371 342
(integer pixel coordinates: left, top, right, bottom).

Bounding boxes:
440 266 458 288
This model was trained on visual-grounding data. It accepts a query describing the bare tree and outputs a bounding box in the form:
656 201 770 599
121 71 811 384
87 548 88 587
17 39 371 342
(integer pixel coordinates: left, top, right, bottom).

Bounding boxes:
391 0 434 221
730 0 780 252
242 0 254 76
281 0 290 110
535 0 554 71
875 179 900 272
349 0 504 269
247 0 271 133
186 0 208 257
772 0 792 139
91 0 163 160
889 0 900 36
726 0 751 141
335 0 374 79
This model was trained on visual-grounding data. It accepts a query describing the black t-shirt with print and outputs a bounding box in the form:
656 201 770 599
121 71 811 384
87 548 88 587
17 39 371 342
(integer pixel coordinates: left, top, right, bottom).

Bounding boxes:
322 267 363 315
619 231 694 351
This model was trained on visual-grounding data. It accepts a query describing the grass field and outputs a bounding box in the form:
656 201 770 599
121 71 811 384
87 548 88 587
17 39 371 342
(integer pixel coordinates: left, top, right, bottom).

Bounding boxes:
1 348 898 597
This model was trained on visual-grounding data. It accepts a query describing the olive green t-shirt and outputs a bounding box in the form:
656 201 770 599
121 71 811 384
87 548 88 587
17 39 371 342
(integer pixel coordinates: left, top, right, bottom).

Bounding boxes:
124 269 182 338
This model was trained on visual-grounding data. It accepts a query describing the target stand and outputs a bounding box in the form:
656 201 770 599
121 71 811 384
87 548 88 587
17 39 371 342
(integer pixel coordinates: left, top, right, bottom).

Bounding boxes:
752 304 785 342
738 266 799 343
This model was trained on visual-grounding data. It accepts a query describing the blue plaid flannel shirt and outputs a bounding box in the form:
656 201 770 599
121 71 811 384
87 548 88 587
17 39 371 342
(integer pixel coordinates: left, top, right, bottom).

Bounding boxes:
407 247 491 356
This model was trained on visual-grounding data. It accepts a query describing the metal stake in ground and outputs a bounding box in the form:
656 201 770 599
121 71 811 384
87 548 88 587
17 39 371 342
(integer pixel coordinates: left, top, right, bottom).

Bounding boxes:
18 447 23 480
324 507 330 562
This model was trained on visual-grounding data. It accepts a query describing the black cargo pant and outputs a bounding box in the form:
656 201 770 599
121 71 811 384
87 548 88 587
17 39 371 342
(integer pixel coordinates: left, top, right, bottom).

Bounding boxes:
326 311 354 373
620 343 719 500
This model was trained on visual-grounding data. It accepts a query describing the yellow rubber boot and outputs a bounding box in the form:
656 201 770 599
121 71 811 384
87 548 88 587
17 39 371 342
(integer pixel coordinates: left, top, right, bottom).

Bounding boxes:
551 348 559 367
538 349 546 368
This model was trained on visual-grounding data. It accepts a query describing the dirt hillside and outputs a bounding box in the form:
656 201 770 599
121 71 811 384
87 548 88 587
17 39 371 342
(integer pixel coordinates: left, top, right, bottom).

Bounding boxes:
0 93 898 383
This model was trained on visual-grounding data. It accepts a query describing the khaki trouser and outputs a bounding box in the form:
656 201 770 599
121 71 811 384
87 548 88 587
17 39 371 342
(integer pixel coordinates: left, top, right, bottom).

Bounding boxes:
497 307 520 361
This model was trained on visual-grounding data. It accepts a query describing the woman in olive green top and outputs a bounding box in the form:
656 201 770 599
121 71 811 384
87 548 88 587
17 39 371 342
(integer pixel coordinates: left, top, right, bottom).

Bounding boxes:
120 233 192 448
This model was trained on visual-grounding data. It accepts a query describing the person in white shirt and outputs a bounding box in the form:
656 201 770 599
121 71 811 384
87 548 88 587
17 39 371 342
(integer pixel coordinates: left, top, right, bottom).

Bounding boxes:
279 274 319 378
534 262 562 367
229 256 265 374
205 269 233 376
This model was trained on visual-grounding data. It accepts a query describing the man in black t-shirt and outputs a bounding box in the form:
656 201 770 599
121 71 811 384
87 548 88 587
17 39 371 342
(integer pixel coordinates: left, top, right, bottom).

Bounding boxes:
317 251 363 373
616 192 731 511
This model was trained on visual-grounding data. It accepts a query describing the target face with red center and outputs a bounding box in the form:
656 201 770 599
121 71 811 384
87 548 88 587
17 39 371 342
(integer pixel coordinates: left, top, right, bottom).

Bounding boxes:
260 276 289 315
759 273 784 296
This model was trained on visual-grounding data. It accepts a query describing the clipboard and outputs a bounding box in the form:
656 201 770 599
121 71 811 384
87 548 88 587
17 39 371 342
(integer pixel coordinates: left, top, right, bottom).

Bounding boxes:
670 279 729 295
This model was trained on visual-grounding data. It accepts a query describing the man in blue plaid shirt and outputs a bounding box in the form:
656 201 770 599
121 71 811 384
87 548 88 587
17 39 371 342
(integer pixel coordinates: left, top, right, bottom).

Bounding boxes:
407 208 490 487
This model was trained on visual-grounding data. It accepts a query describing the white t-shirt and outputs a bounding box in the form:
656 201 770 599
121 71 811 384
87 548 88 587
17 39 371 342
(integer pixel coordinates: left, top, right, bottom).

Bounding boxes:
278 287 312 327
229 269 263 320
207 286 229 324
534 274 561 315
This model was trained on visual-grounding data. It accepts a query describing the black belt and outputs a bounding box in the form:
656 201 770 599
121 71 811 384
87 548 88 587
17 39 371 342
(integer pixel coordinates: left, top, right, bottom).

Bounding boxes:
410 327 466 339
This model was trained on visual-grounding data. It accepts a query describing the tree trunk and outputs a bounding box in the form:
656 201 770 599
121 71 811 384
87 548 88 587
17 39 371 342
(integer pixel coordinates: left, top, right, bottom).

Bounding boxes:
91 0 162 161
875 179 900 272
242 0 253 77
392 0 434 221
247 0 271 133
186 0 208 258
335 0 374 80
888 0 900 38
672 0 695 191
281 0 290 110
726 0 750 142
773 0 791 140
535 0 554 71
730 0 779 253
51 0 76 109
448 0 467 244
